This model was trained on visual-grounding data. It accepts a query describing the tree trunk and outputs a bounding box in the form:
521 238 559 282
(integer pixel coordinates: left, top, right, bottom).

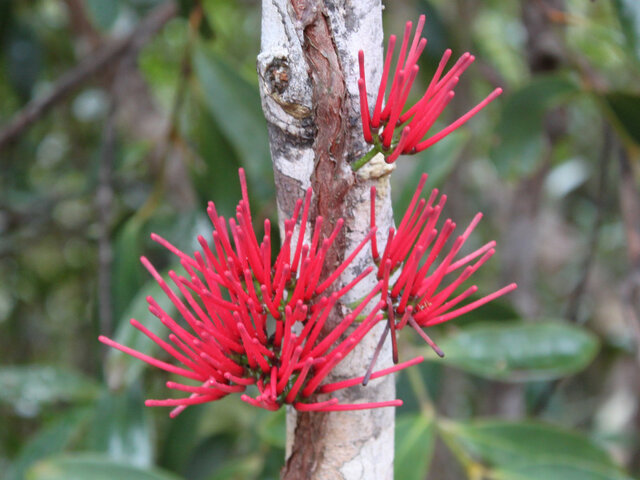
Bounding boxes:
257 1 397 478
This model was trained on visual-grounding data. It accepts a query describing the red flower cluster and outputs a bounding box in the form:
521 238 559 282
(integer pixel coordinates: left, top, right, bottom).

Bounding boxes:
368 173 517 368
99 169 421 416
99 19 516 415
357 15 502 165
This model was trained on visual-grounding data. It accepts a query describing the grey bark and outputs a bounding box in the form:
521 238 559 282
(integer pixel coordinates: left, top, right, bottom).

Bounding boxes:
257 1 398 478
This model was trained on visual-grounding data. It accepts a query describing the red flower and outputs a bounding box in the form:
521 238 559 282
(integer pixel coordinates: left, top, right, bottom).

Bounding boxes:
369 174 516 361
356 15 502 165
100 169 421 416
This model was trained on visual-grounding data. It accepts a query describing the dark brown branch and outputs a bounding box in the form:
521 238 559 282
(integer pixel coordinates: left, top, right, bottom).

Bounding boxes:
0 1 177 151
618 142 640 362
290 0 351 246
565 123 612 322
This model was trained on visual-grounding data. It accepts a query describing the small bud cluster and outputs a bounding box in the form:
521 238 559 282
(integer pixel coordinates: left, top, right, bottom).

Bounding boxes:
364 174 517 379
356 15 502 166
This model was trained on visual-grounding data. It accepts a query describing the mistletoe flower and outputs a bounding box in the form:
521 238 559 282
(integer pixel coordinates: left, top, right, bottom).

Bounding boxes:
100 169 421 416
355 15 502 168
365 173 516 377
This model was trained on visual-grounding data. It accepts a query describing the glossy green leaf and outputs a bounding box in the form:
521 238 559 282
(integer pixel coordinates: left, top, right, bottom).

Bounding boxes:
26 454 181 480
395 413 436 480
442 419 617 471
192 46 273 203
0 365 100 416
613 0 640 62
7 407 93 480
605 92 640 145
434 321 599 382
491 75 578 179
87 384 153 468
494 462 634 480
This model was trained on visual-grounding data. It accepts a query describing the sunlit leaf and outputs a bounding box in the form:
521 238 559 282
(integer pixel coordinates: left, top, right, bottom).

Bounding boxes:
433 321 599 382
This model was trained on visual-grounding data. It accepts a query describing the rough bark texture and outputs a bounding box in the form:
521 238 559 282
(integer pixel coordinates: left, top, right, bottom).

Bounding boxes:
257 1 398 478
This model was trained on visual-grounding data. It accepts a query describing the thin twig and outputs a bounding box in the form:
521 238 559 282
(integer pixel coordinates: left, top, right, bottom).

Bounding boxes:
565 123 613 323
0 1 177 151
96 101 116 338
618 142 640 363
532 121 613 415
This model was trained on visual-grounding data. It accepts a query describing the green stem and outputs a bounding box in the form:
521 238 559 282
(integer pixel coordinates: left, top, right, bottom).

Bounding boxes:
351 146 382 171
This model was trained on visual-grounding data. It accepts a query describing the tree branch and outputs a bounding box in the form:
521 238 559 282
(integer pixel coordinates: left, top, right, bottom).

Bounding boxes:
258 1 398 478
0 1 177 151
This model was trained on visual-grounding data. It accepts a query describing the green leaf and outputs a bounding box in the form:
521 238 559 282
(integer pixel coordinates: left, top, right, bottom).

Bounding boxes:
192 46 273 203
393 130 468 212
187 102 242 214
490 75 579 179
604 92 640 146
494 461 634 480
85 0 120 31
442 419 617 470
6 408 93 480
158 404 206 472
26 454 181 480
6 23 42 101
395 413 436 480
205 455 263 480
87 384 153 468
258 407 286 449
111 218 145 327
433 321 599 382
0 365 100 416
613 0 640 62
105 278 177 388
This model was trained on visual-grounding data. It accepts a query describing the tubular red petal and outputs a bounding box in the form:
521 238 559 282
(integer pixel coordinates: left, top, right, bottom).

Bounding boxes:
99 335 204 381
315 400 403 411
317 356 424 393
372 35 397 128
415 88 502 153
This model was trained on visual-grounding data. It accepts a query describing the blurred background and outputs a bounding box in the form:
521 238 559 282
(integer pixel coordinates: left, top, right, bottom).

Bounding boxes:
1 0 639 479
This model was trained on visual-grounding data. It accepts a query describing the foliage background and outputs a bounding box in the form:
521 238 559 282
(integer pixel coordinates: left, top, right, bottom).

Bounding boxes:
1 0 640 479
